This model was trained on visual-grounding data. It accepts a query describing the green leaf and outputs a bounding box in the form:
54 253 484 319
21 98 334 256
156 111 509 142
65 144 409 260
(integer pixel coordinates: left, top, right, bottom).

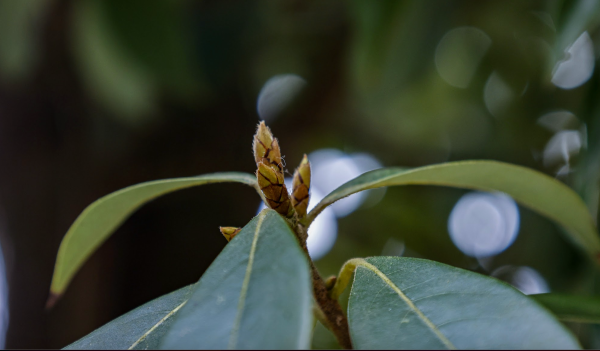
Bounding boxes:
346 257 580 349
307 161 600 260
554 0 600 63
532 293 600 324
159 209 313 349
50 172 258 299
64 285 194 350
0 0 50 81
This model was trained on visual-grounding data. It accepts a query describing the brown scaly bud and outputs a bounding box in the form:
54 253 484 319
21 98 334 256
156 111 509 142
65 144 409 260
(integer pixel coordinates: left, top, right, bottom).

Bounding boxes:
253 121 283 171
220 227 241 242
257 160 285 201
257 160 294 217
253 121 294 218
292 154 311 218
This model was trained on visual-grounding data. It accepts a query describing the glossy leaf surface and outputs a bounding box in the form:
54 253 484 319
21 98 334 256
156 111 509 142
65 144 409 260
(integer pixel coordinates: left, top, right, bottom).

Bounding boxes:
64 285 193 350
533 293 600 324
160 209 312 349
50 172 258 297
348 257 580 349
308 161 600 259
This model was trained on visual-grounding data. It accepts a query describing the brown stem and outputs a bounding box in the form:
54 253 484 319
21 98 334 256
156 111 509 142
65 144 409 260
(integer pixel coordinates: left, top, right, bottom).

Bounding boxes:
309 260 353 349
294 224 353 349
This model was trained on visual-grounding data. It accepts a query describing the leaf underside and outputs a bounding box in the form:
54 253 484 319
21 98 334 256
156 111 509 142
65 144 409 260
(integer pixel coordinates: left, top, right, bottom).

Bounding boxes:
50 172 257 298
309 161 600 259
159 209 313 349
64 285 194 350
348 257 580 349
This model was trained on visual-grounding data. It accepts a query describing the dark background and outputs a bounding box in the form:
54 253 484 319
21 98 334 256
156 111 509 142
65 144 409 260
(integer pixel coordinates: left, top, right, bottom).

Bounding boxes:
0 0 600 348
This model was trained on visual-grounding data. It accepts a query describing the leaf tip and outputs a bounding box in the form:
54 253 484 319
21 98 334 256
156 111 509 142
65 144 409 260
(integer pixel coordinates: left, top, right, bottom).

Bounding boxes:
45 291 61 310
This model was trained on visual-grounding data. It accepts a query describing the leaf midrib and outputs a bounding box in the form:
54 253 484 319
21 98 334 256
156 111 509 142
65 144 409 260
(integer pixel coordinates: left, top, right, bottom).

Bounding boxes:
358 260 456 350
228 211 266 349
127 300 188 349
307 161 598 254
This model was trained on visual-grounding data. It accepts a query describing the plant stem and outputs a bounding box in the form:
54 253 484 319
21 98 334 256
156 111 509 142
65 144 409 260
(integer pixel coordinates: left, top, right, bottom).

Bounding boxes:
294 224 353 349
309 260 353 349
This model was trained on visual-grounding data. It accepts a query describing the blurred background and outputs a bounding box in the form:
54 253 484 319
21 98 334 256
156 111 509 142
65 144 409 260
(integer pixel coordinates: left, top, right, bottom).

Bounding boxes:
0 0 600 348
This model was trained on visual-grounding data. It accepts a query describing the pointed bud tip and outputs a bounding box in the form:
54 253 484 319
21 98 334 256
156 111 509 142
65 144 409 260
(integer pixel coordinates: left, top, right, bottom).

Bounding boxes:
301 154 309 165
253 121 282 169
255 121 273 143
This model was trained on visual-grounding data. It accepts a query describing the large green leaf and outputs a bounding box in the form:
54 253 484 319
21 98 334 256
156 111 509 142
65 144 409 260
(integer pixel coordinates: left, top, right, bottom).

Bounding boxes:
50 172 258 299
345 257 580 349
307 161 600 259
64 285 194 350
533 293 600 324
159 209 313 349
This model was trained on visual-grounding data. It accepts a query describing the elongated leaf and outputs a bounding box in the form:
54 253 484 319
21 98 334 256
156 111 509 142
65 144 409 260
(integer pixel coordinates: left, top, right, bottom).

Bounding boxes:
160 209 313 349
554 0 600 63
50 172 258 299
64 285 194 350
533 293 600 324
347 257 580 349
307 161 600 259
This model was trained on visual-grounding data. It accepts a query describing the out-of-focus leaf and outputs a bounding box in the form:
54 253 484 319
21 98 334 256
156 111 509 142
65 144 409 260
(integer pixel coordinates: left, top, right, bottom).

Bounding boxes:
101 0 201 98
554 0 600 59
346 257 580 349
308 161 600 260
533 293 600 324
348 0 444 94
49 172 258 299
0 0 49 81
573 70 600 219
71 0 156 124
64 285 194 350
160 209 313 349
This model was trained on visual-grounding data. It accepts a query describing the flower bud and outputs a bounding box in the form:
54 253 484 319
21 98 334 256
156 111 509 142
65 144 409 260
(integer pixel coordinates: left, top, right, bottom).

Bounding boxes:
252 121 294 218
253 121 282 171
257 160 294 217
257 160 284 201
292 154 311 217
220 227 241 242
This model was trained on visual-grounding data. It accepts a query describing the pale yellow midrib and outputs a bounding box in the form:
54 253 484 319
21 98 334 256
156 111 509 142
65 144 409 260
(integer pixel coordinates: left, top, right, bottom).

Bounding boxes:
127 300 188 350
228 212 266 349
358 261 456 350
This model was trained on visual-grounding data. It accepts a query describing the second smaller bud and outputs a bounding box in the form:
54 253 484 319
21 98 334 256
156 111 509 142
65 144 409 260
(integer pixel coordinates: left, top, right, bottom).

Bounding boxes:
292 154 311 218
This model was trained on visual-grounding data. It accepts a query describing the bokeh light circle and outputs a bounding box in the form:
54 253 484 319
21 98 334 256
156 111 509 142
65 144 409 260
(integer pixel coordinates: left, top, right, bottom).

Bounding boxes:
448 192 520 257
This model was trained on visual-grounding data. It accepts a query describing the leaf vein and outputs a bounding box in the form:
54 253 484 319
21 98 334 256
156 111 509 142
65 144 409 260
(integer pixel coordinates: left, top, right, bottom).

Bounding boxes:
228 211 266 349
412 292 503 303
358 262 456 350
127 300 188 349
